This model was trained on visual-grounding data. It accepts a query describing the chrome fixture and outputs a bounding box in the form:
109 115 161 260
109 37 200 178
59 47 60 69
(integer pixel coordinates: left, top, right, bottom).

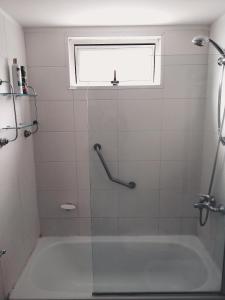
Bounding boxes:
0 79 18 148
192 36 225 143
0 250 6 258
93 143 136 189
23 86 39 138
110 70 119 86
192 36 225 57
193 36 225 226
0 84 39 141
194 194 225 226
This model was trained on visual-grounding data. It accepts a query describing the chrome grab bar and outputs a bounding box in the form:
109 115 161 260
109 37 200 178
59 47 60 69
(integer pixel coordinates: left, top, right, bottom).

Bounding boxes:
93 143 136 189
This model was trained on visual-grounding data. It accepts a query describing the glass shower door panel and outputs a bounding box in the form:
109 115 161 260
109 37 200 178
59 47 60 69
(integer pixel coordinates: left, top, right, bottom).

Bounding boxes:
89 53 224 294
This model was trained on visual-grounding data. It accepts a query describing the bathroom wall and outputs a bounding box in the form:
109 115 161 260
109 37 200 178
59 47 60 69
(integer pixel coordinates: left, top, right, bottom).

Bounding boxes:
198 13 225 269
25 25 209 236
0 265 4 299
0 9 39 296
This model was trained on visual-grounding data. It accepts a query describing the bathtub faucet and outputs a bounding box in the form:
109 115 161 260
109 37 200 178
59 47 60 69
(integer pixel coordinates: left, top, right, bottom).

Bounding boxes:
194 194 225 226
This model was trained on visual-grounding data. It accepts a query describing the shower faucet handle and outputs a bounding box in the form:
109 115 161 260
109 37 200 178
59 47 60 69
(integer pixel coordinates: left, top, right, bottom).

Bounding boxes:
198 194 213 202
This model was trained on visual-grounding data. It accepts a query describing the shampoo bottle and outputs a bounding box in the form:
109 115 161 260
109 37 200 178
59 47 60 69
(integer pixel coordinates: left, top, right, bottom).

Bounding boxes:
12 58 23 94
21 66 28 94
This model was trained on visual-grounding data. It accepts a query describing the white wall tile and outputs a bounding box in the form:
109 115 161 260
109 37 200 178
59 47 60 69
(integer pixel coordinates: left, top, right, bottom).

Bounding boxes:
74 100 88 131
164 54 208 66
78 189 91 217
79 219 91 236
76 131 89 162
77 162 90 190
118 218 158 235
118 131 161 161
181 218 197 235
161 131 188 161
159 191 182 218
37 101 74 132
118 100 162 130
40 218 80 236
87 88 118 100
181 194 198 218
36 162 77 189
28 66 73 100
25 31 66 67
88 100 117 131
35 132 76 162
164 65 207 99
162 100 190 131
118 190 159 217
158 218 181 234
92 218 117 235
91 190 118 217
160 161 186 190
118 87 162 100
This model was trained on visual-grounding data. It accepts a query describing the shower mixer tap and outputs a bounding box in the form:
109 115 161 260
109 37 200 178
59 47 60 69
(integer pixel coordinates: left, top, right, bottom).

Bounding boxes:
194 194 225 226
194 194 225 212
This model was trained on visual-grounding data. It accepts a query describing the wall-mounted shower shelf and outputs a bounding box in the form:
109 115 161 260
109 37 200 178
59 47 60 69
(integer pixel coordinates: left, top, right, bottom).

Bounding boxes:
0 92 37 97
0 80 39 148
1 120 38 130
1 120 39 138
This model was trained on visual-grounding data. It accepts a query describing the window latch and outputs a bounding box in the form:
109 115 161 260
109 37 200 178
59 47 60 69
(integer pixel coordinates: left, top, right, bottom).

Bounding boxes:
111 70 119 86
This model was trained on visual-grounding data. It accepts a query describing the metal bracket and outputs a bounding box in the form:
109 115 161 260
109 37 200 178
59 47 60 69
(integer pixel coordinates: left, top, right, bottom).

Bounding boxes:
0 250 6 258
0 138 9 148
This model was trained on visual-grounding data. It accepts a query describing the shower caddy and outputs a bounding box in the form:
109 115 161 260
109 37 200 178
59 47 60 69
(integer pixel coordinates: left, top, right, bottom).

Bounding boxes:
0 79 38 148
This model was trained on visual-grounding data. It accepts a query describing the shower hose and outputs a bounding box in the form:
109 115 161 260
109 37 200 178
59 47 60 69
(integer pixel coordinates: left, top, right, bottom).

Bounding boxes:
199 63 225 226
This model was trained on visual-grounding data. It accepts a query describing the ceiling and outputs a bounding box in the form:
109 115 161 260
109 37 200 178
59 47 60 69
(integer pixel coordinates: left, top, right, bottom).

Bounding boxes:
0 0 225 27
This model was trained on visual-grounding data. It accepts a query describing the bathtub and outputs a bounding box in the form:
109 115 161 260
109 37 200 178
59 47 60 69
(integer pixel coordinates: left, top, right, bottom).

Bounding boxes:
10 235 221 299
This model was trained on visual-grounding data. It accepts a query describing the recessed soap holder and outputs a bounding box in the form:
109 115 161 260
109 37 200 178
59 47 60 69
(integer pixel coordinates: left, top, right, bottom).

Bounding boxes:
60 203 76 211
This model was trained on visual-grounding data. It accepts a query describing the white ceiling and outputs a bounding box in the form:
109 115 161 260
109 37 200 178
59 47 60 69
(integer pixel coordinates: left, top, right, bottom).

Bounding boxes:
0 0 225 27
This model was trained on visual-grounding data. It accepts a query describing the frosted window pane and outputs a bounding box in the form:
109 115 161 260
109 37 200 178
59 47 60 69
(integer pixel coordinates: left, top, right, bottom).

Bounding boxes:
75 45 156 85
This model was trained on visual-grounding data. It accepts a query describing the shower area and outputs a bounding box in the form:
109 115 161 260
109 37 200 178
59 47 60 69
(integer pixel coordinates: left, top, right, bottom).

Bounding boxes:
1 7 225 300
86 34 225 294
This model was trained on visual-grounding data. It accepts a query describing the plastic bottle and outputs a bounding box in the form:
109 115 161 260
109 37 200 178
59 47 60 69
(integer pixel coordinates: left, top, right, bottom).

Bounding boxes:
12 58 23 94
21 66 28 94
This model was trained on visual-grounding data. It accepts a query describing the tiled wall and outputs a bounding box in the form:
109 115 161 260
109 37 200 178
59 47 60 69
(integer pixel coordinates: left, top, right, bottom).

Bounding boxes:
0 9 39 296
198 14 225 270
25 25 209 236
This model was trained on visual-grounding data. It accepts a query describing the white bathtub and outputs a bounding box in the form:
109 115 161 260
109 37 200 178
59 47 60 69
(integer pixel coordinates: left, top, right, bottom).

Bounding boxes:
10 235 221 299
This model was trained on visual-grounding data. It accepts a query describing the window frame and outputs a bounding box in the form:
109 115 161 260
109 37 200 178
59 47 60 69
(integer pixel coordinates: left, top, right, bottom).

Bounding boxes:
68 36 161 88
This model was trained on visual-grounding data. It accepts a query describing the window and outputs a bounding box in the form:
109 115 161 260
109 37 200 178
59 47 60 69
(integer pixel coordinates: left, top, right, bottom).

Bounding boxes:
68 37 161 87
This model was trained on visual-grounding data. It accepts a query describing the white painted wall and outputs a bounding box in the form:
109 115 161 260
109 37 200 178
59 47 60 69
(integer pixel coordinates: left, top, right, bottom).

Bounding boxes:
0 265 4 299
0 9 40 297
25 25 209 236
198 13 225 270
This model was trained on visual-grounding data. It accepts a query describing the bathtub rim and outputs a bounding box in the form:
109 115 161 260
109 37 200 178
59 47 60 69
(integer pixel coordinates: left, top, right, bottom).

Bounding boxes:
10 235 223 300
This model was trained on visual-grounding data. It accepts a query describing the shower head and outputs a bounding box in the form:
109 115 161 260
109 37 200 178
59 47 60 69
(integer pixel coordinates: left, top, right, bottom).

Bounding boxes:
192 36 209 47
192 36 225 57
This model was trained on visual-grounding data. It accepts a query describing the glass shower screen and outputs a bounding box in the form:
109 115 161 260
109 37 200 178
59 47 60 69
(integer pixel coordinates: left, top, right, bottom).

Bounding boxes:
87 52 224 294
